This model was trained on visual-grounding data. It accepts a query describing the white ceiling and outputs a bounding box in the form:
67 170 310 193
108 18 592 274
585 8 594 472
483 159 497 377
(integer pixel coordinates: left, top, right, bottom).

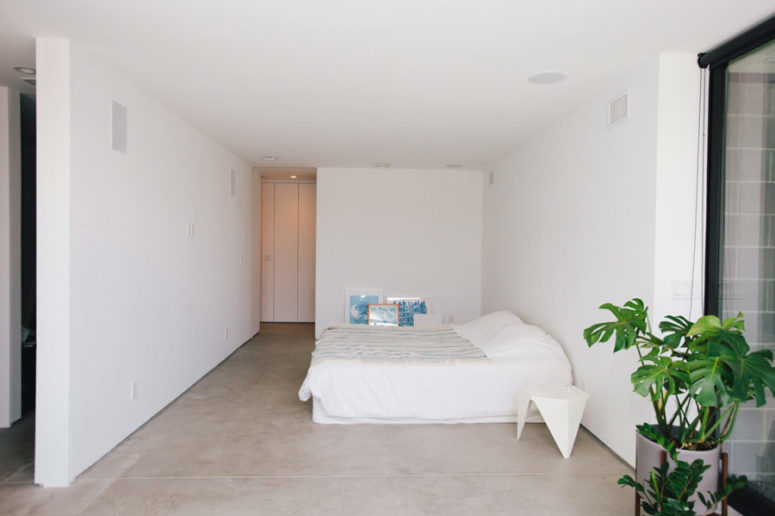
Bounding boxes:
1 1 774 169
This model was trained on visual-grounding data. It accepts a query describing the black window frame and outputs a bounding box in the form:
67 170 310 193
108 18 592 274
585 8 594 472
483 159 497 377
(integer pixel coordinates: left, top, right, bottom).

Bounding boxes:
700 12 775 516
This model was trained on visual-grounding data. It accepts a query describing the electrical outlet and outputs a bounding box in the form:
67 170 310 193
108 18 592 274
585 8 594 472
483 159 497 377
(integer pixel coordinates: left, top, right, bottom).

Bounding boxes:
671 279 692 300
130 381 137 400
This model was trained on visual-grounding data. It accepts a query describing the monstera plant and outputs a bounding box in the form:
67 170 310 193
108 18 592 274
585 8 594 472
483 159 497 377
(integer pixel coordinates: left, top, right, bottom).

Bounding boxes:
584 298 775 514
584 298 775 450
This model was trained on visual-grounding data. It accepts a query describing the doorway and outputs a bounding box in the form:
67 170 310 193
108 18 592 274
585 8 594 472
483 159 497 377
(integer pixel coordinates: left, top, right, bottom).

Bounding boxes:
259 169 316 323
20 93 35 415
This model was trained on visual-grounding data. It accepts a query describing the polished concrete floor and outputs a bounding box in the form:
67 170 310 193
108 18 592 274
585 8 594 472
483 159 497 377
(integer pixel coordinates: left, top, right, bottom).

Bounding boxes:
0 323 633 515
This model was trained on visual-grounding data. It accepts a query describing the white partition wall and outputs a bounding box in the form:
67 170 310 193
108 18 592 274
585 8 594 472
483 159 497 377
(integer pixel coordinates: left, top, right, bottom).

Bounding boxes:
315 168 482 338
261 181 316 323
35 38 72 486
35 38 256 486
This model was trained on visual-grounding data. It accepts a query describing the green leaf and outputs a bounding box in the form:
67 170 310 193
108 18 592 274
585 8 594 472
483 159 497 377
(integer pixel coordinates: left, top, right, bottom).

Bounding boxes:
688 356 730 407
618 474 645 493
632 357 689 399
722 313 746 332
687 315 721 337
583 299 650 353
718 343 775 406
687 327 775 409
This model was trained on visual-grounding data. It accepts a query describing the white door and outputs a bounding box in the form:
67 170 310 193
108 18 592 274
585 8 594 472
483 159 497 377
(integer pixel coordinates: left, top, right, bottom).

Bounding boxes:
260 183 275 321
297 184 316 322
273 183 299 322
260 181 316 323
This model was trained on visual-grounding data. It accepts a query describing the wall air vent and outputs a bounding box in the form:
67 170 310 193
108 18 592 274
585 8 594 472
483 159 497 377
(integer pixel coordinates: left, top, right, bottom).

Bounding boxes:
608 92 629 128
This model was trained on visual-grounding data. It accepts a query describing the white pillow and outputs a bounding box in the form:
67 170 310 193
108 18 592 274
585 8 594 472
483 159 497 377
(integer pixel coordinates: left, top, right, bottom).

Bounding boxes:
454 311 565 359
481 324 564 359
454 310 524 349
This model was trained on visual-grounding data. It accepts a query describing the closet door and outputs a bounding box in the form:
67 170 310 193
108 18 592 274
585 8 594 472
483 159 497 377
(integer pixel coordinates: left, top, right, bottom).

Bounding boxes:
297 184 316 322
260 183 275 321
273 183 299 321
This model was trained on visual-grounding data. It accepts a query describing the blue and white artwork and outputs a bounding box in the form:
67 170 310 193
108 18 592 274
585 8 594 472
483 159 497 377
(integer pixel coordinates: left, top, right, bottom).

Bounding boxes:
368 304 399 326
345 290 382 324
388 297 429 326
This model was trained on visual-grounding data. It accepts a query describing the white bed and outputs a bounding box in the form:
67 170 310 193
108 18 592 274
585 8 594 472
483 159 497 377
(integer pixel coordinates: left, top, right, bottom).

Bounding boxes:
298 311 573 424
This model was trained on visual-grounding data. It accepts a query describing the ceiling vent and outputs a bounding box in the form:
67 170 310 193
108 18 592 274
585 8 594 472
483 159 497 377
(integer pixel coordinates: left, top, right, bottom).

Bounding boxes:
608 92 629 128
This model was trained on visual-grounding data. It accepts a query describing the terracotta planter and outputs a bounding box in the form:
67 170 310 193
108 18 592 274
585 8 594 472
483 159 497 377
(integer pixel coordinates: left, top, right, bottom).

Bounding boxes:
635 429 720 514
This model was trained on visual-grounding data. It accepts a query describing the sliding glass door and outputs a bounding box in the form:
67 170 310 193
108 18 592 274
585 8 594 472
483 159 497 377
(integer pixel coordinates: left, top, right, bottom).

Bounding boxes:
703 15 775 514
722 38 775 504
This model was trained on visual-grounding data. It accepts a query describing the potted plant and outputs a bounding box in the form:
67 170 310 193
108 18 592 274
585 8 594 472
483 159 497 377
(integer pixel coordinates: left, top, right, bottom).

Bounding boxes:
618 439 745 515
584 298 775 514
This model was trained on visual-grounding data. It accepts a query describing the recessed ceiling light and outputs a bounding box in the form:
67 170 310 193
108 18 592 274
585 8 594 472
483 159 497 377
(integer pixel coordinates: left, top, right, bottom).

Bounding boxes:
374 162 390 168
528 71 568 85
290 175 297 179
262 155 278 161
20 78 36 87
13 66 36 75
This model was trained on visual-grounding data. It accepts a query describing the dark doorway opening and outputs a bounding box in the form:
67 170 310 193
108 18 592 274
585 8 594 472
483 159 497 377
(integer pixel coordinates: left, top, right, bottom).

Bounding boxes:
20 93 35 416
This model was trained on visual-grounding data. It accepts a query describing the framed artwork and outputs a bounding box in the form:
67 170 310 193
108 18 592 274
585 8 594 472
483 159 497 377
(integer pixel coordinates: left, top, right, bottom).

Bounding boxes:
345 289 383 324
368 304 399 326
386 296 430 326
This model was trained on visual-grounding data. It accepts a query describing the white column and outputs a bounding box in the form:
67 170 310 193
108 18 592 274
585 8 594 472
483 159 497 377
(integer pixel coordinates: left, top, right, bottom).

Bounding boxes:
251 169 262 333
0 85 22 428
652 54 704 323
34 38 72 487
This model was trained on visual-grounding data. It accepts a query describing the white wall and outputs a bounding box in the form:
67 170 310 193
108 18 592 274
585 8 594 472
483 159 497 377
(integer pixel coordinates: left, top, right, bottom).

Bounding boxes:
481 55 702 465
653 55 704 323
35 38 72 487
0 85 21 428
36 39 258 486
316 168 482 337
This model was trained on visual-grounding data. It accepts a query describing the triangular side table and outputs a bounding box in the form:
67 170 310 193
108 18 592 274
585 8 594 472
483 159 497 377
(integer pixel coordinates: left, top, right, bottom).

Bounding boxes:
516 385 589 459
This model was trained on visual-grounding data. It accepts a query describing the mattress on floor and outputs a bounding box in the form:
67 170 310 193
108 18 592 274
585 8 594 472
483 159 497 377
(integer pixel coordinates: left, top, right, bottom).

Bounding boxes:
298 317 573 424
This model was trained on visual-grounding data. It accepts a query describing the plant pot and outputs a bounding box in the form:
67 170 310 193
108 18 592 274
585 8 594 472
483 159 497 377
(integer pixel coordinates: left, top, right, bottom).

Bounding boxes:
635 429 721 514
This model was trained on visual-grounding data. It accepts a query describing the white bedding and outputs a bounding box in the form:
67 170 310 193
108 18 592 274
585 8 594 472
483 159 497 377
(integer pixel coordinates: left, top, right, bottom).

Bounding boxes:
298 313 573 424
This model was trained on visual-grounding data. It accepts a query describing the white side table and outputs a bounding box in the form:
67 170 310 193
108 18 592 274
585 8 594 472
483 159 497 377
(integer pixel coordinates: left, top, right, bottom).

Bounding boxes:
516 384 589 459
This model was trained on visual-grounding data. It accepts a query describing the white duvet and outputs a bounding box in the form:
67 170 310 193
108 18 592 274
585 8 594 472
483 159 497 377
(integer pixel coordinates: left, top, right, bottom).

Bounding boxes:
298 312 573 424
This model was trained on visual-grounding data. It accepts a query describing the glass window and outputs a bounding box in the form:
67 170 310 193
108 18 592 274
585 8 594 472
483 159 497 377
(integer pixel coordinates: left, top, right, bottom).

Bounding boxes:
719 38 775 505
